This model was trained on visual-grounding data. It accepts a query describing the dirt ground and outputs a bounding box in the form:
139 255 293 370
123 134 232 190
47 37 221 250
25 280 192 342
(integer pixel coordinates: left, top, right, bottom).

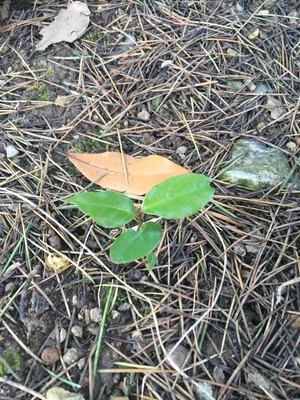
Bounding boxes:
0 1 299 399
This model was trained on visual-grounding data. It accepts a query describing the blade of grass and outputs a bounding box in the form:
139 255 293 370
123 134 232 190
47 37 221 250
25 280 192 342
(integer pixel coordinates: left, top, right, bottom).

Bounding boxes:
277 155 300 193
42 366 81 389
211 200 237 218
0 281 27 318
220 295 236 355
93 284 113 383
1 222 31 277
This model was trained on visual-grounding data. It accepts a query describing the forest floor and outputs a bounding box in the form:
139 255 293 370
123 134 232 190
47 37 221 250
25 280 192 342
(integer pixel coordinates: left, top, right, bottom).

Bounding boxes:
0 1 299 399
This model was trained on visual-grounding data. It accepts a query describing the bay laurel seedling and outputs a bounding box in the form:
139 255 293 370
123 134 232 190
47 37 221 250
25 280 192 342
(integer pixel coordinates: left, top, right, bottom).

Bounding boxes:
66 174 214 265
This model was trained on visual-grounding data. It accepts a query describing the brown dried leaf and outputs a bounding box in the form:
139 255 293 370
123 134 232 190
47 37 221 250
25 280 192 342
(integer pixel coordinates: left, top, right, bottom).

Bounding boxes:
67 151 190 195
35 1 90 51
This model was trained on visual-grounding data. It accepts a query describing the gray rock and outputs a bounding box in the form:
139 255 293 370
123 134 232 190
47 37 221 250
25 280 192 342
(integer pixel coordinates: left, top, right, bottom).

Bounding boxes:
137 109 150 122
194 382 215 400
46 387 85 400
165 344 190 370
176 146 187 160
71 325 83 338
63 348 80 365
221 139 292 190
90 307 102 323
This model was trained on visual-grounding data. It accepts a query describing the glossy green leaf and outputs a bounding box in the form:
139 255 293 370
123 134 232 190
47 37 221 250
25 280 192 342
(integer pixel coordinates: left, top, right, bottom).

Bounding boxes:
110 222 162 264
142 174 214 219
146 253 157 272
66 191 136 228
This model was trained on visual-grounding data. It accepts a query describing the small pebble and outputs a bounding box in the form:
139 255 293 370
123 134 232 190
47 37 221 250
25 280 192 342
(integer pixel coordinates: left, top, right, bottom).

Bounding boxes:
87 323 99 335
48 234 62 249
289 316 300 332
46 387 85 400
137 109 150 122
213 365 225 384
131 331 144 351
176 146 187 159
4 282 14 292
235 2 244 12
41 347 60 365
127 269 142 281
286 141 297 151
233 243 246 257
241 270 250 279
165 344 190 370
194 382 214 400
6 145 19 158
60 328 67 343
90 307 102 323
63 348 79 365
72 295 78 306
71 325 83 338
77 357 85 370
111 310 121 320
118 302 131 312
161 60 172 68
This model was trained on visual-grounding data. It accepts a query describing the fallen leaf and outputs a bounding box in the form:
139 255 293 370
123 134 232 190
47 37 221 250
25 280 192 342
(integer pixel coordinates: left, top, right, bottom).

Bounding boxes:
265 96 284 119
67 151 190 195
35 1 90 51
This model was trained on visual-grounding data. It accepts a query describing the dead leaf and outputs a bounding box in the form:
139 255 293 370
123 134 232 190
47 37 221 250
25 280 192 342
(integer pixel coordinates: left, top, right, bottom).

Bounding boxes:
67 151 190 195
35 1 90 51
265 96 284 119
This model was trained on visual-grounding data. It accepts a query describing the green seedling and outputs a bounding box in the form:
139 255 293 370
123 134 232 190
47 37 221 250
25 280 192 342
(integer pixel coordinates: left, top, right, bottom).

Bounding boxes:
66 174 214 265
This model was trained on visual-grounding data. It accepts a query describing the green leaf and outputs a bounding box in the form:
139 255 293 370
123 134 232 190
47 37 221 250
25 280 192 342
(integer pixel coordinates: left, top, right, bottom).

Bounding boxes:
142 174 214 219
110 222 162 264
146 253 157 272
66 191 136 228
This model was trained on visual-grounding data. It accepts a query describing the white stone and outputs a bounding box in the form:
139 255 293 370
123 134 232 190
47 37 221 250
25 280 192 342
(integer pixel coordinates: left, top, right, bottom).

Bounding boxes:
77 357 85 370
60 328 67 343
63 348 79 365
137 109 150 122
71 325 83 338
46 387 85 400
165 344 190 370
90 307 102 323
6 145 19 158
